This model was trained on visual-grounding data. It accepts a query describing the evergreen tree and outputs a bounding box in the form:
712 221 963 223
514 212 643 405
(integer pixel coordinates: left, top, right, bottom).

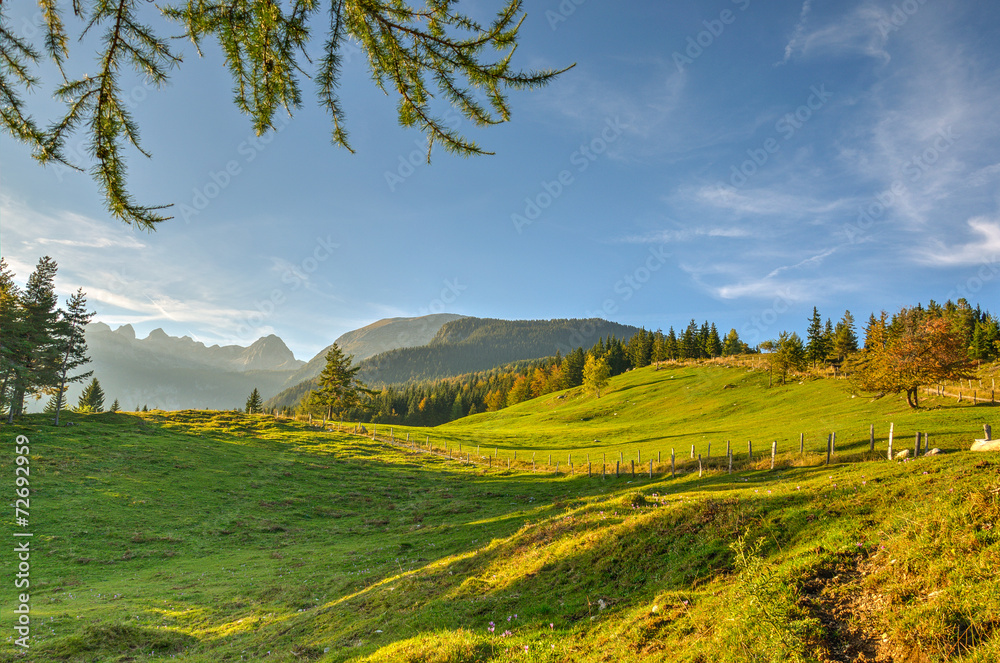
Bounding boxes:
604 336 629 375
704 323 723 358
0 258 24 415
52 288 94 425
6 257 62 421
665 327 679 360
833 310 859 361
770 332 806 385
77 377 105 413
561 347 586 388
305 344 369 420
583 354 610 398
109 399 120 413
651 329 666 368
805 307 830 367
681 320 700 359
245 387 264 414
1 1 569 230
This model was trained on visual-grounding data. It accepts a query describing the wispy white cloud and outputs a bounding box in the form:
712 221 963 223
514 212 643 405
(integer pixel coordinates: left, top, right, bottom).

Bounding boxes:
692 184 849 218
781 3 891 63
618 226 751 244
917 217 1000 266
780 0 815 64
766 247 838 278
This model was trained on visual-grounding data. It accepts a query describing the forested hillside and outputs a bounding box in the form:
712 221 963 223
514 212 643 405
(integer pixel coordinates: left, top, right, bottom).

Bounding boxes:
356 317 641 384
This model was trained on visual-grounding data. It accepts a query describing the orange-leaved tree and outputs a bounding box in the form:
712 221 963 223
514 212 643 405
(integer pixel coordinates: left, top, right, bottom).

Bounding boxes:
849 311 973 408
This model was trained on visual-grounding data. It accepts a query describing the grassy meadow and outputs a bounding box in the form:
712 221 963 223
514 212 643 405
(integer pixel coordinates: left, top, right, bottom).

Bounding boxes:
1 362 998 662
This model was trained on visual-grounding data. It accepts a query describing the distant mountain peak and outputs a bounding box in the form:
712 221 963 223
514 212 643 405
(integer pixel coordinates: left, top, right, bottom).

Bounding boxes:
114 324 135 340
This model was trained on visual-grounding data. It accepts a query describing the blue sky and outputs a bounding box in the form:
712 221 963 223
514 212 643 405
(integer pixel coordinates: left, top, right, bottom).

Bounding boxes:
2 0 1000 359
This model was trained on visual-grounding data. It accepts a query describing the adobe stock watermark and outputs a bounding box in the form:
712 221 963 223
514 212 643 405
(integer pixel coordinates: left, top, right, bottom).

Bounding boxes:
740 288 795 347
510 116 624 234
12 434 33 650
725 84 832 189
546 0 590 31
672 0 752 73
235 235 341 340
555 245 671 353
394 278 468 347
180 113 293 223
878 0 930 37
944 255 1000 304
844 126 958 243
384 108 462 192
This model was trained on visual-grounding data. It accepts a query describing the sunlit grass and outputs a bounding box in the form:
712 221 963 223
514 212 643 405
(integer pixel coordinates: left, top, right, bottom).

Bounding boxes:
0 362 997 662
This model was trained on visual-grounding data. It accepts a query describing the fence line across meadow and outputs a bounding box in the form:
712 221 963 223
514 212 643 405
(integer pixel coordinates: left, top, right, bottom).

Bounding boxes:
301 420 994 480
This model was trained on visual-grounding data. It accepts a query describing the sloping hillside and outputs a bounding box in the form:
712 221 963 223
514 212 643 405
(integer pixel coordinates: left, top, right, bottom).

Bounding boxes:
280 313 465 388
356 317 640 385
4 382 998 662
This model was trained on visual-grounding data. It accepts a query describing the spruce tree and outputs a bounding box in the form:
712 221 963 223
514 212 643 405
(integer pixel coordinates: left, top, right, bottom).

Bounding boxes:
306 344 369 420
0 258 24 416
110 399 120 413
833 310 859 361
6 257 62 421
245 387 264 414
705 323 723 358
77 377 105 413
52 288 94 425
806 307 829 367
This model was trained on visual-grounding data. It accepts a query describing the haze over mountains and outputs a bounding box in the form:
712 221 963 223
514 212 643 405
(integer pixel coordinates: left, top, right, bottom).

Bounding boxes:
67 314 640 412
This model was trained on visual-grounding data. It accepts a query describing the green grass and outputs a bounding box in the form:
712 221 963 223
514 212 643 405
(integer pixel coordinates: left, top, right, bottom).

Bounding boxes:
391 362 995 467
1 363 998 662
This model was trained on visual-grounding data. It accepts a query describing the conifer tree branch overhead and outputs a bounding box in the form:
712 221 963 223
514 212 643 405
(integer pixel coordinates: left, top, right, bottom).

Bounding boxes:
1 0 571 229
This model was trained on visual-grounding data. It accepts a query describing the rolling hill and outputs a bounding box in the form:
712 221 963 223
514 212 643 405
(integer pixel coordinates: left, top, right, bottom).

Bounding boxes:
280 313 466 389
4 362 998 662
265 316 641 410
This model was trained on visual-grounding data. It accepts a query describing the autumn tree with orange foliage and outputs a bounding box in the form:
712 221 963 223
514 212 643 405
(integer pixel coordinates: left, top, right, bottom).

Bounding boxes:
849 310 974 408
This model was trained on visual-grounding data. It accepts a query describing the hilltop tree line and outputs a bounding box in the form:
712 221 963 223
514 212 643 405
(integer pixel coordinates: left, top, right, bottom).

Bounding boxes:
299 324 755 426
0 257 98 423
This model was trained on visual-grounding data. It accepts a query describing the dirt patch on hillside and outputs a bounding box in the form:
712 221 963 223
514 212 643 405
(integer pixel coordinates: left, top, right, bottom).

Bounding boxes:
797 550 911 663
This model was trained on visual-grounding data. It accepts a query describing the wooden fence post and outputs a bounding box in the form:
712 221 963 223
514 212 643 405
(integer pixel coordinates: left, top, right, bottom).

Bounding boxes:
728 449 733 474
649 459 653 478
771 440 776 470
671 449 675 478
637 450 641 464
887 422 894 460
616 460 620 478
589 462 592 478
727 440 731 459
825 434 831 466
799 433 804 454
869 424 875 453
748 440 753 464
831 432 836 454
698 454 703 478
914 432 921 457
690 444 695 459
707 442 711 459
658 450 661 464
